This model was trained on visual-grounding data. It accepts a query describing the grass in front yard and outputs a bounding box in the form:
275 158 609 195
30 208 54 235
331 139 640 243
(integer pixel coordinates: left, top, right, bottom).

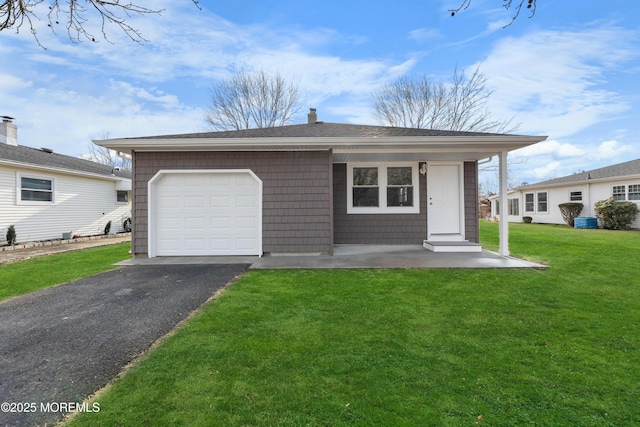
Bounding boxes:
68 224 640 426
0 243 131 301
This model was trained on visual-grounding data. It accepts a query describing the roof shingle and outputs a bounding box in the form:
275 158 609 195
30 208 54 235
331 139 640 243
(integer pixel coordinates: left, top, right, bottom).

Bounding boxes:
0 143 131 179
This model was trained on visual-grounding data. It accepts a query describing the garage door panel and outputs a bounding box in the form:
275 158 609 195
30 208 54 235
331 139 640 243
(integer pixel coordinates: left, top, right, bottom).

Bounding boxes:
152 171 261 256
210 216 230 229
236 195 257 208
210 195 230 208
184 195 205 208
236 238 258 250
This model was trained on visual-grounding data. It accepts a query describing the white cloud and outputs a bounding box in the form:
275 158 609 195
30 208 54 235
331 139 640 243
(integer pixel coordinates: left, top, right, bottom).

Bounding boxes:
593 139 634 160
511 139 585 158
531 161 561 180
480 26 637 138
408 28 441 43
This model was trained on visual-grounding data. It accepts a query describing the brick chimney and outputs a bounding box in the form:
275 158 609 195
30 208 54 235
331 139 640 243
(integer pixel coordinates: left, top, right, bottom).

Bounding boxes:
307 108 318 124
0 116 18 146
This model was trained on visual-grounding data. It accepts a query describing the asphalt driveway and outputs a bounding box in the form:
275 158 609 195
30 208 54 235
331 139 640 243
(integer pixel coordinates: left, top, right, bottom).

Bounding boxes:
0 264 249 427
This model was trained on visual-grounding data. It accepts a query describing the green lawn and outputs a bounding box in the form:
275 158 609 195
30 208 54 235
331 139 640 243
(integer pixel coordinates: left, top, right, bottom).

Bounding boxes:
56 223 640 425
0 243 131 301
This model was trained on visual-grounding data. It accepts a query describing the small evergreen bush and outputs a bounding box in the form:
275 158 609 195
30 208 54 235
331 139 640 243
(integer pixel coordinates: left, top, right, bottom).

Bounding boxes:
6 225 16 246
558 202 584 227
594 197 639 230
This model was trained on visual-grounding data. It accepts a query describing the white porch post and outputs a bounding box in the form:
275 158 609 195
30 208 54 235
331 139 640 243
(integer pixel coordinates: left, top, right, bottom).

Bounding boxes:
499 150 509 256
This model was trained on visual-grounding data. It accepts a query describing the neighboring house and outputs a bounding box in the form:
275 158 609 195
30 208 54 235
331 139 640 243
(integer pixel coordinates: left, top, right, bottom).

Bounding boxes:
96 109 545 258
489 157 640 229
0 117 132 245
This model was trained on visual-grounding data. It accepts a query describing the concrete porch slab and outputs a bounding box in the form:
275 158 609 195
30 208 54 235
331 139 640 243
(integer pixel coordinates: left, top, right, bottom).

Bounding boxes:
117 245 546 269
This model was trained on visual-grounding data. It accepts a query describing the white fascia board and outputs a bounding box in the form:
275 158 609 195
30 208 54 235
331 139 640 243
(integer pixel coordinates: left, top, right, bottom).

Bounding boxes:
95 135 547 154
0 158 130 183
517 173 640 191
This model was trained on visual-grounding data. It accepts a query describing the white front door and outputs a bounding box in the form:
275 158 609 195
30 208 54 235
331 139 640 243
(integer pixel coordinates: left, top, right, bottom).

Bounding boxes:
427 162 465 241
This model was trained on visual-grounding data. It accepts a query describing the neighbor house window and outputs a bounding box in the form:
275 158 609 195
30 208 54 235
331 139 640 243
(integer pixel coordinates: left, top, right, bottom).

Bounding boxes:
525 193 535 213
508 198 519 216
613 186 626 201
116 190 129 203
18 174 54 203
348 163 419 214
537 192 548 212
628 185 640 201
570 191 582 201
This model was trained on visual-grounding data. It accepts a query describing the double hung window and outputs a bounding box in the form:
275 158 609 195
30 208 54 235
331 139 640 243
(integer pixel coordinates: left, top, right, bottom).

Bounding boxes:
19 174 54 203
348 164 419 214
613 186 626 201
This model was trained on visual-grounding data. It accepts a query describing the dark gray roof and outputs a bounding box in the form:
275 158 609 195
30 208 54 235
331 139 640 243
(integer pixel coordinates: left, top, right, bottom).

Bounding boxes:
124 122 514 140
522 157 640 189
0 143 131 179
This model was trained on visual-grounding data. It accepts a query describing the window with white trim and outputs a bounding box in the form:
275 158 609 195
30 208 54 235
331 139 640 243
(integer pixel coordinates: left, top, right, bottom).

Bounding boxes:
348 163 419 214
116 190 129 203
525 193 534 213
508 198 519 216
613 185 626 201
537 192 548 212
570 191 582 201
18 174 54 203
628 184 640 201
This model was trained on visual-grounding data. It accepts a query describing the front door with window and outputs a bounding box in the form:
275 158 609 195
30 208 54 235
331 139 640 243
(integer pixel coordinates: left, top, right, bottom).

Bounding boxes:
426 162 464 241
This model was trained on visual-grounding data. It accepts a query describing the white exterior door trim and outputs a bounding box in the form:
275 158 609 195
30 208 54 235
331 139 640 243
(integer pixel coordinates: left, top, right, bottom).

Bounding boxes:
148 169 263 258
426 161 465 241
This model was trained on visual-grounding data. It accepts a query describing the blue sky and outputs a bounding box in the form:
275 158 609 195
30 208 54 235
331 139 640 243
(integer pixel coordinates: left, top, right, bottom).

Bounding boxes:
1 0 638 187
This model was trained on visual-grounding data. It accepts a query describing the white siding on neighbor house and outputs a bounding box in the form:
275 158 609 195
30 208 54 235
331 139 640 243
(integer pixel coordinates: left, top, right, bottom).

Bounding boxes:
0 165 131 244
492 178 640 229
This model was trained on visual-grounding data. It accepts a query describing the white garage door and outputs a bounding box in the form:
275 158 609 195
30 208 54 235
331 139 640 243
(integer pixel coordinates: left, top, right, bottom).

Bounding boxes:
149 170 262 257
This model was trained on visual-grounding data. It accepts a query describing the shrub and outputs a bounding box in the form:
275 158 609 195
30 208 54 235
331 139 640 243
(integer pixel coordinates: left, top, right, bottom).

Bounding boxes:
558 202 584 227
6 225 16 246
594 197 639 230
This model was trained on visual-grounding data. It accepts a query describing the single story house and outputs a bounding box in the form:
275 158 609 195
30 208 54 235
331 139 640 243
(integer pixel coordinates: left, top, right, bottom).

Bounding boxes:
0 117 132 245
489 157 640 229
96 109 546 258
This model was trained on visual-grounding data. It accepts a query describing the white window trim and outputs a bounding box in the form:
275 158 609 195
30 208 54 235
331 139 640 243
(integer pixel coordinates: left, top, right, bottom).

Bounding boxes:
524 192 535 213
16 172 55 205
524 191 549 214
116 190 129 204
569 190 583 201
536 191 549 213
612 185 626 201
347 162 420 214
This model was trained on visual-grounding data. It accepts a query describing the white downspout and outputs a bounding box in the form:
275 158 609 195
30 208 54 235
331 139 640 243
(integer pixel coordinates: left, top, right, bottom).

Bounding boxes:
499 151 509 256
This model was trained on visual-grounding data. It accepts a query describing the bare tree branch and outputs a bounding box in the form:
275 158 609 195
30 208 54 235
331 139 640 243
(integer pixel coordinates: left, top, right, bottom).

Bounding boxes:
204 69 303 131
372 65 519 133
450 0 537 27
0 0 201 46
86 131 131 171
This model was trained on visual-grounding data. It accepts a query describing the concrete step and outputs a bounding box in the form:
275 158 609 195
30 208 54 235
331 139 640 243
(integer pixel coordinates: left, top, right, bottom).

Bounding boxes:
423 240 483 253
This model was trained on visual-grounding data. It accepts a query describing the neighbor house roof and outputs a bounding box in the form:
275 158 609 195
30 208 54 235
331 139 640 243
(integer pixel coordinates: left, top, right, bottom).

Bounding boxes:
518 157 640 190
96 122 547 162
0 143 131 180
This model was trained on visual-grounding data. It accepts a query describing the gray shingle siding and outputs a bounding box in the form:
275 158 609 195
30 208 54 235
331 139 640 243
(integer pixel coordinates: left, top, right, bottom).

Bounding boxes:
132 150 333 255
333 163 428 244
